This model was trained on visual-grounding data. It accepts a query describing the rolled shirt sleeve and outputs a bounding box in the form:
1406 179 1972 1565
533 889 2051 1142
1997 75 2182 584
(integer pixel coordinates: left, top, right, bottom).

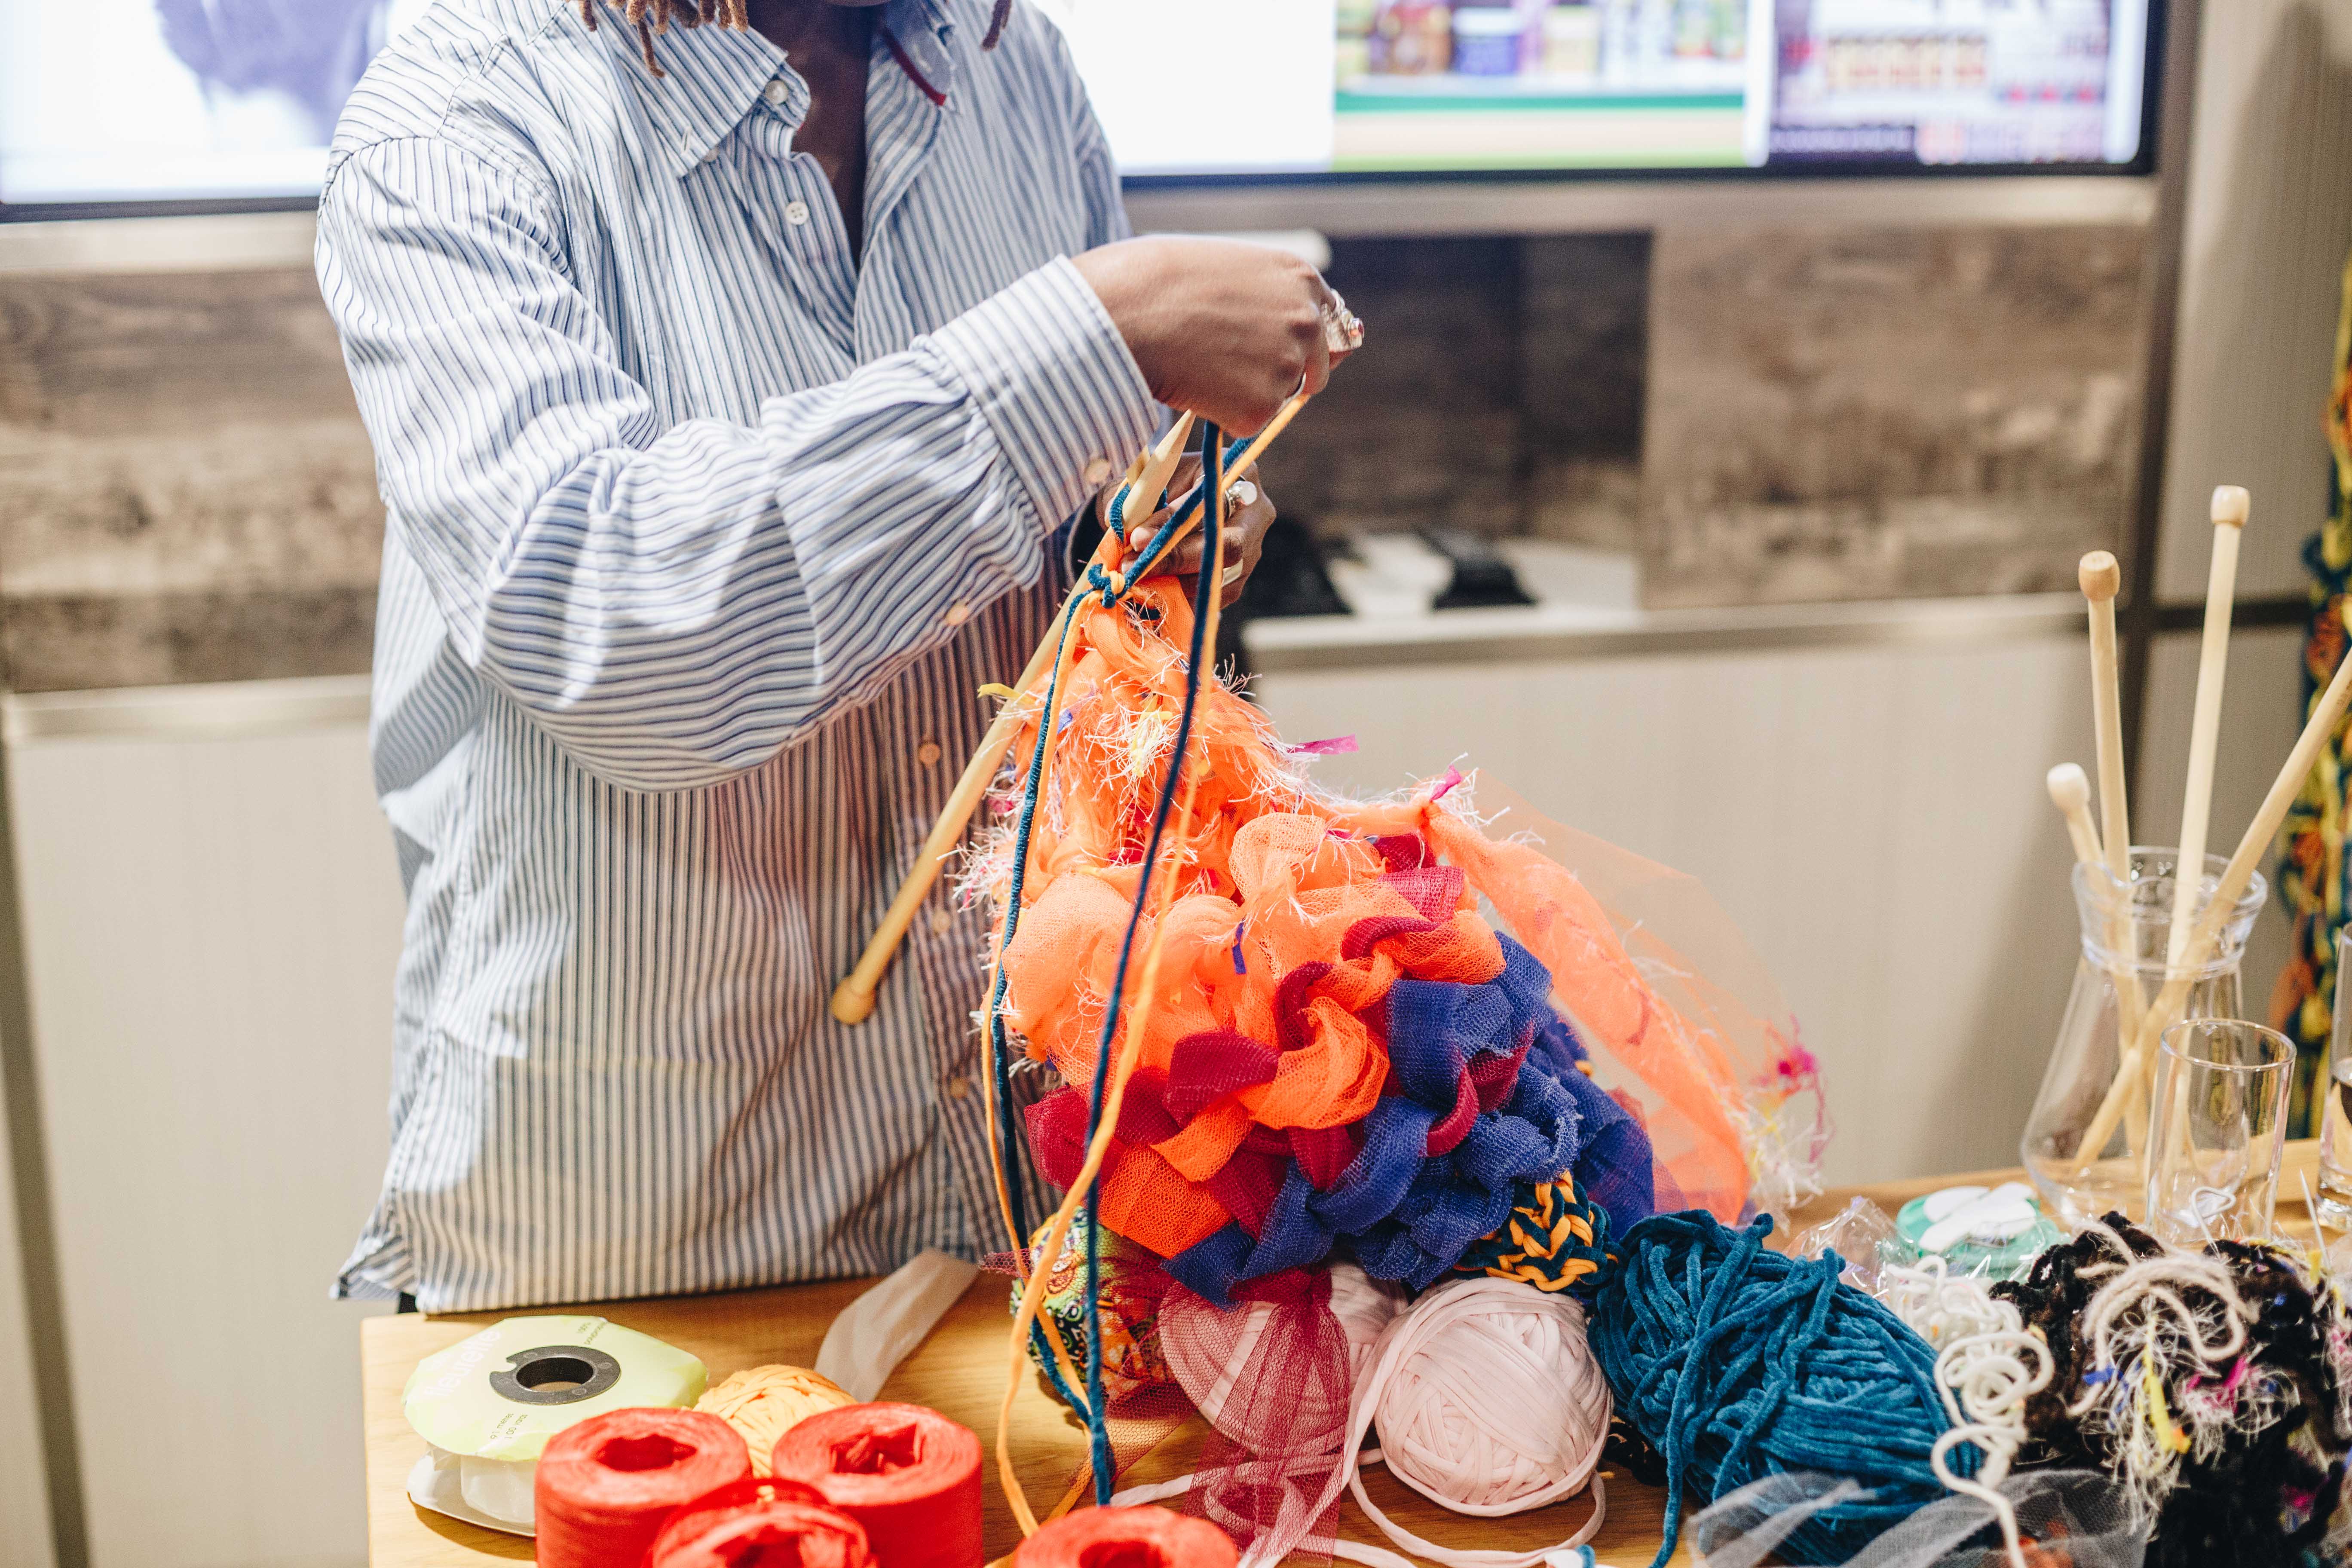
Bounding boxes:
317 136 1155 792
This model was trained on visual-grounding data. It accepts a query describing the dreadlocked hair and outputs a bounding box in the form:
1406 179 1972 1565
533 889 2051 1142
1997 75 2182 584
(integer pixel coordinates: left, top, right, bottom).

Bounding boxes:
579 0 747 78
580 0 1017 77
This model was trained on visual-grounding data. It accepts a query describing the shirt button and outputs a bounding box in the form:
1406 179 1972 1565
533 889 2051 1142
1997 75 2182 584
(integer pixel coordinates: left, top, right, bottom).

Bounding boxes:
930 908 954 934
945 1076 974 1101
917 740 943 767
1084 457 1113 488
784 200 811 227
764 80 790 105
943 603 971 628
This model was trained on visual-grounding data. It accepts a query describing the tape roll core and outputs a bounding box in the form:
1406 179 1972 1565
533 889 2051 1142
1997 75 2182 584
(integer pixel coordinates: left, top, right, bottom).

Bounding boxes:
491 1345 624 1405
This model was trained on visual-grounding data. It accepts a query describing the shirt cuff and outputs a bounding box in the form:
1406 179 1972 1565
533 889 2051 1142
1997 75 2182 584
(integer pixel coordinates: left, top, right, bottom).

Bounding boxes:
926 257 1158 538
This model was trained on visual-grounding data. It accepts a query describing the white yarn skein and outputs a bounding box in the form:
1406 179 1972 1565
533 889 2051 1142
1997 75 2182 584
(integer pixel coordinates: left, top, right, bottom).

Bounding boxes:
1342 1276 1613 1568
1329 1261 1412 1381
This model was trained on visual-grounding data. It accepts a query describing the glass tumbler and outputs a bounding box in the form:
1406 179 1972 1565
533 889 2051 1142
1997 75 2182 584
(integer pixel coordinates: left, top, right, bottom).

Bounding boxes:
2021 848 2267 1228
2144 1019 2295 1245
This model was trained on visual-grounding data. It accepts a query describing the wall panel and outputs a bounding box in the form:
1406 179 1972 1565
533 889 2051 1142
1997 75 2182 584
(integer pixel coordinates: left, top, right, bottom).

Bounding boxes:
9 708 398 1568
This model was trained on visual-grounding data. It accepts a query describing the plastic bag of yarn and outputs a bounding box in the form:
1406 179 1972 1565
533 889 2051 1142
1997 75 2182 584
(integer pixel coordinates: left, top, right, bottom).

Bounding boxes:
1792 1197 1908 1295
1689 1470 2144 1568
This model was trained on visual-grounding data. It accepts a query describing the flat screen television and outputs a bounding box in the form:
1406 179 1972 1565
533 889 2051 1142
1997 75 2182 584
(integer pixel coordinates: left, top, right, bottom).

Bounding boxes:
0 0 2160 219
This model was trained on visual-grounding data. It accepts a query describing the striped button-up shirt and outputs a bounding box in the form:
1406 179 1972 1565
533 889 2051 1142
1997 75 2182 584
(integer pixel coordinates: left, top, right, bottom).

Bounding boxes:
317 0 1156 1310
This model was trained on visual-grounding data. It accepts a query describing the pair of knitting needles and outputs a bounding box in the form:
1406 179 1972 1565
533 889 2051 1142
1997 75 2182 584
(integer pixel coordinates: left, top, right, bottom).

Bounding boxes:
2047 485 2336 1179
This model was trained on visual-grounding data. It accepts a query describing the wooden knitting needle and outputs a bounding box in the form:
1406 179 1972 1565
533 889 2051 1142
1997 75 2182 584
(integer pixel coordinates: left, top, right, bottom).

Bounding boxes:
1116 413 1195 546
2048 758 2147 1107
2068 622 2352 1172
2164 485 2250 967
2080 551 2132 892
2077 549 2149 1149
830 393 1312 1026
2046 763 2105 868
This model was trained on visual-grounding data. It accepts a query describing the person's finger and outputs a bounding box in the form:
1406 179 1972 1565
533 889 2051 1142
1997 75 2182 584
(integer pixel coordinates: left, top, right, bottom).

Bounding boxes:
1301 315 1333 400
1123 453 1204 548
1133 459 1270 581
1302 274 1344 397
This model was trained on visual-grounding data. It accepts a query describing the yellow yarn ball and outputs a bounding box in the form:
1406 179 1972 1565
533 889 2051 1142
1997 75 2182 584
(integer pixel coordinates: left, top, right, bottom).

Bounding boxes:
693 1363 856 1475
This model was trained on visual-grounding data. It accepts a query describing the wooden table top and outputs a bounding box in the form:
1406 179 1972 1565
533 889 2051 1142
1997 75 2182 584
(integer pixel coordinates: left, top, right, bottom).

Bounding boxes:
360 1145 2328 1568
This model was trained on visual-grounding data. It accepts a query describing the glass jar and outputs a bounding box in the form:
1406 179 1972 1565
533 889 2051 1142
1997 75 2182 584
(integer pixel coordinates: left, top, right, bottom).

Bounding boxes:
2021 847 2267 1228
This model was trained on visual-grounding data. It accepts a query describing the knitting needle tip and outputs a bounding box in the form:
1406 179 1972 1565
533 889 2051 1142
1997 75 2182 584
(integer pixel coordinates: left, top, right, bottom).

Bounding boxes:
2046 763 2091 816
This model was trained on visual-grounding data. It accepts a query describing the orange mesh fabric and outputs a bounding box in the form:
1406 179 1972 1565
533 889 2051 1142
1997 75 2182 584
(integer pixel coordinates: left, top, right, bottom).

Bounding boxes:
970 542 1821 1268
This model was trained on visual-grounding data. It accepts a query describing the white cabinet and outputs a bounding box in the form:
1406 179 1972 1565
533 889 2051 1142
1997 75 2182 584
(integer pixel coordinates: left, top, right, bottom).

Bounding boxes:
6 681 399 1568
0 994 55 1568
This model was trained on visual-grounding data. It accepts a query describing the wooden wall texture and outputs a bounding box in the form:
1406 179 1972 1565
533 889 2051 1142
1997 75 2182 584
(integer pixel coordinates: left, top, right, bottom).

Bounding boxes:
0 269 382 692
0 221 2162 696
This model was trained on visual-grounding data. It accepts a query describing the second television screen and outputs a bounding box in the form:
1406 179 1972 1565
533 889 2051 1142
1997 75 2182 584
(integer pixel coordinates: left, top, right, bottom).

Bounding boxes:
0 0 2155 210
1056 0 2152 180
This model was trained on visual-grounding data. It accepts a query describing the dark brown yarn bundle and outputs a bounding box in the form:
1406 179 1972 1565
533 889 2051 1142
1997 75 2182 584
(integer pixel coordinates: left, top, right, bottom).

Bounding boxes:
578 0 1015 77
1994 1213 2351 1568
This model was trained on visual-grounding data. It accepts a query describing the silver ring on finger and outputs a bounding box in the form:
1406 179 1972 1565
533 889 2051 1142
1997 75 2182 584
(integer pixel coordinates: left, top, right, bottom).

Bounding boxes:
1223 478 1260 510
1220 558 1246 588
1320 291 1365 354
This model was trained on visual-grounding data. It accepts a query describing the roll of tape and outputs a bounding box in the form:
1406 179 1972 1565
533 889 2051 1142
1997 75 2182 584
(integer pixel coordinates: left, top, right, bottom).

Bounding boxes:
769 1403 985 1568
1895 1183 2062 1279
401 1315 708 1533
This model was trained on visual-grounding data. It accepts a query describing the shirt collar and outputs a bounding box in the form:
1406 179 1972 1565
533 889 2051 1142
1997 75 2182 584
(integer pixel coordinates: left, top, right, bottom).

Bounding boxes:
594 0 961 179
595 11 788 177
880 0 959 101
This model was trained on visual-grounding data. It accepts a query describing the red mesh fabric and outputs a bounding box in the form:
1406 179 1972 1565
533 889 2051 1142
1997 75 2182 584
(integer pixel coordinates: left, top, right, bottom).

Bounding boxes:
1026 1086 1233 1259
1156 1271 1356 1565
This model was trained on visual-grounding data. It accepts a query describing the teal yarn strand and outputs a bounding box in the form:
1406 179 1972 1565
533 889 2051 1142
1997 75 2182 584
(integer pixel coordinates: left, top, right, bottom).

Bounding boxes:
1590 1212 1965 1568
1078 422 1225 1503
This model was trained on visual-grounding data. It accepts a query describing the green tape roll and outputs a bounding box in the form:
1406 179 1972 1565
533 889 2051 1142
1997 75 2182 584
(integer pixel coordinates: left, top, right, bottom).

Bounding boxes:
404 1315 707 1462
1894 1184 2063 1280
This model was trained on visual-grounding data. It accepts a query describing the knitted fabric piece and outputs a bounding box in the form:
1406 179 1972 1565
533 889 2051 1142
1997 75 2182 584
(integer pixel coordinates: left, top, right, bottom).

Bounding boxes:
1453 1177 1615 1293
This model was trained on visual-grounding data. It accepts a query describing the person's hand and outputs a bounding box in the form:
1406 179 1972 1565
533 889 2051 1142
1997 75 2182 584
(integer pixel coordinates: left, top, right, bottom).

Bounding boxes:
1072 237 1354 435
1095 456 1275 609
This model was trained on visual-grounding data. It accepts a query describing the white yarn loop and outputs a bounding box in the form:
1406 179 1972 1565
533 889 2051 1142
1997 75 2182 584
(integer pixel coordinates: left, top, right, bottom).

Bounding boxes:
1877 1256 2014 1349
1871 1257 2053 1568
